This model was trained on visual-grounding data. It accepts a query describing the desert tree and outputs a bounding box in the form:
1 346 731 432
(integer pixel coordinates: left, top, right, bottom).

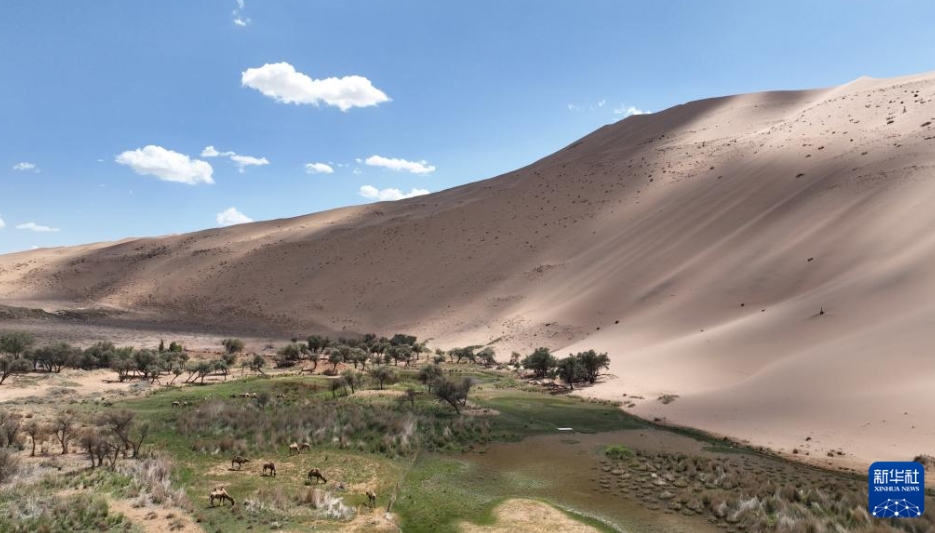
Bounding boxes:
0 410 22 448
369 365 397 390
53 409 77 455
80 341 116 370
246 354 266 375
23 420 44 457
109 347 136 382
417 364 444 392
434 377 473 414
329 378 346 399
275 343 303 368
557 356 585 390
0 356 30 385
306 335 330 353
576 350 611 384
221 338 245 355
477 347 497 367
522 347 556 378
31 342 78 373
341 369 362 394
399 387 418 408
0 332 35 359
102 409 149 459
390 333 417 347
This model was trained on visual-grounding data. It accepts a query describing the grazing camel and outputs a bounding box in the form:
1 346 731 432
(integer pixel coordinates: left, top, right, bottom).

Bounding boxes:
366 490 377 507
308 468 327 484
209 487 235 507
262 462 276 477
288 442 300 454
231 456 250 470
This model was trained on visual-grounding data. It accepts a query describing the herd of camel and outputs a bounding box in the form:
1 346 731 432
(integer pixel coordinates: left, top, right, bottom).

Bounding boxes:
211 442 377 509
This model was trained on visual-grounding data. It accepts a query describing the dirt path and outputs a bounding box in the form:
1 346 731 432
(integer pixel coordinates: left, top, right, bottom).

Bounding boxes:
459 499 604 533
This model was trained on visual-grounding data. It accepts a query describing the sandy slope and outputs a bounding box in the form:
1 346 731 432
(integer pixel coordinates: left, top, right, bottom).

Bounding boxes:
3 71 935 466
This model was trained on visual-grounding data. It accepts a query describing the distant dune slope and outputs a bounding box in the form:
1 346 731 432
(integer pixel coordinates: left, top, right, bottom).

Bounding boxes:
3 72 935 464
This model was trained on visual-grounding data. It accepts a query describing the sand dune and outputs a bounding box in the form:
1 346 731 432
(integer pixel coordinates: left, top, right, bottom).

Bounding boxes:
3 71 935 466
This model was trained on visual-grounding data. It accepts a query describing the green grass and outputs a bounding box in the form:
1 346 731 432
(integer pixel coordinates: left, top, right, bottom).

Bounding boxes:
477 390 644 439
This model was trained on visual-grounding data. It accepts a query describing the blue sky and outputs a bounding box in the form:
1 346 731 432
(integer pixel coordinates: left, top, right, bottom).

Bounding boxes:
2 1 934 254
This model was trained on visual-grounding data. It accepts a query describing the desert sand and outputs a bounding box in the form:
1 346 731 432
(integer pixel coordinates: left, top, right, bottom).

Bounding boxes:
3 71 935 469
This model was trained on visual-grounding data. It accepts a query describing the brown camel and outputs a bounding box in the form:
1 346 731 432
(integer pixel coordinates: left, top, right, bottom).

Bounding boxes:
262 462 276 477
308 468 327 484
288 442 300 454
209 487 235 507
366 490 377 507
231 456 250 470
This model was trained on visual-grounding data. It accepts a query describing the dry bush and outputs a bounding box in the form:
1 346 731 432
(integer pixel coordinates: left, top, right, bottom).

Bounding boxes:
118 456 191 510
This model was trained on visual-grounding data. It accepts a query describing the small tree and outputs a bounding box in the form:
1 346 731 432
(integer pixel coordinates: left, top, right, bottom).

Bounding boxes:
53 410 76 454
522 347 556 378
0 332 35 359
576 350 610 384
248 354 266 375
329 378 345 399
368 366 397 390
400 387 418 408
434 377 472 414
23 420 43 457
328 350 344 372
0 356 29 385
222 338 245 355
341 369 362 394
0 410 22 448
275 343 303 368
417 364 444 392
557 356 585 390
477 347 497 367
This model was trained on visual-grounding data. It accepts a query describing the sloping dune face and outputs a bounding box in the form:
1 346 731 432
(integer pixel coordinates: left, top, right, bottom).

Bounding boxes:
3 72 935 462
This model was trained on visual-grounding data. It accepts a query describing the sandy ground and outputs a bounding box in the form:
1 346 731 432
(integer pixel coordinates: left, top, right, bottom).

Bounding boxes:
459 499 603 533
106 496 203 533
3 71 935 471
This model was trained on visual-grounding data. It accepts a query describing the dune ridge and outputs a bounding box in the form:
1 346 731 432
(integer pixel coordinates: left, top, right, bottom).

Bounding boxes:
3 71 935 466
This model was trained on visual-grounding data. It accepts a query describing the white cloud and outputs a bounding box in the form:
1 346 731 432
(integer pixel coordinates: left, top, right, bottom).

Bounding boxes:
598 99 606 108
216 207 253 227
12 162 38 172
304 162 334 174
567 103 581 111
232 0 250 26
16 222 59 233
115 145 214 185
242 62 390 112
229 154 269 173
201 146 268 173
353 168 362 175
614 105 650 117
201 145 224 157
359 185 430 202
364 155 435 175
0 214 5 229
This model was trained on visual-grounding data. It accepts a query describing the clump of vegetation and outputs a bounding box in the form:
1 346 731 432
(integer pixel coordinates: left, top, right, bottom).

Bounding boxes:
657 394 679 405
175 395 491 456
0 492 129 533
520 347 610 388
597 448 935 533
603 444 634 460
